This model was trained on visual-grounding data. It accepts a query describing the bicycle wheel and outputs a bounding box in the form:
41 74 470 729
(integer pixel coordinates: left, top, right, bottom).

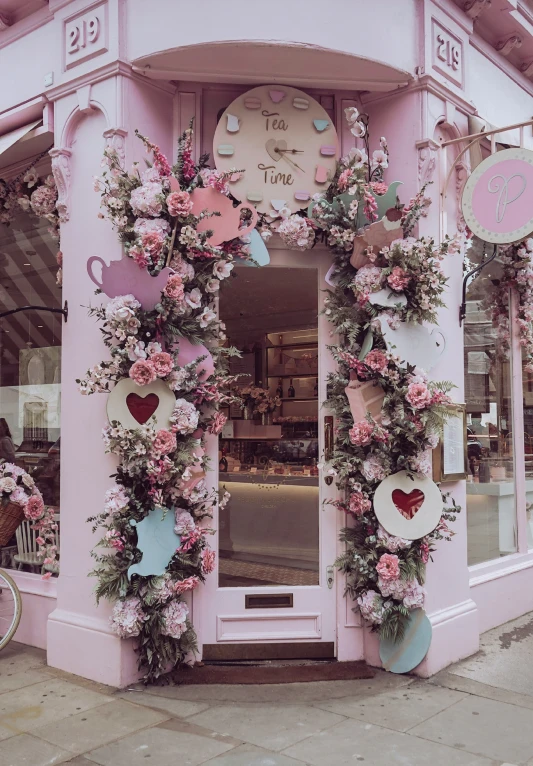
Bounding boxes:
0 568 22 651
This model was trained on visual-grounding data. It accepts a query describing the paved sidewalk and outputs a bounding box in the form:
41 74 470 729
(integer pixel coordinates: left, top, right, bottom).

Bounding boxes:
3 615 533 765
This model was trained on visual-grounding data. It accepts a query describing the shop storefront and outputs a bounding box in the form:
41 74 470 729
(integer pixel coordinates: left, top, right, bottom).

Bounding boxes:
2 0 533 686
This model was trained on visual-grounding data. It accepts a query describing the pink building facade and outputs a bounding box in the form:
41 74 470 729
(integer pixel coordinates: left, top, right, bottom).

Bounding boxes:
1 0 533 686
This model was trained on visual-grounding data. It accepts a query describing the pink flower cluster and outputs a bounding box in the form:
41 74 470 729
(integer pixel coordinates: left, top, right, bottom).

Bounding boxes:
160 599 189 639
376 553 400 582
167 190 193 218
129 351 174 386
152 429 177 457
363 349 389 374
357 590 384 624
387 266 410 292
170 398 199 435
349 419 389 447
164 273 185 302
110 597 146 638
406 381 432 410
348 490 372 516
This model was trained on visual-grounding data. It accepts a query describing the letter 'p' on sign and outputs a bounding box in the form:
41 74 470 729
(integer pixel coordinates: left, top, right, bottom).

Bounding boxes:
462 148 533 244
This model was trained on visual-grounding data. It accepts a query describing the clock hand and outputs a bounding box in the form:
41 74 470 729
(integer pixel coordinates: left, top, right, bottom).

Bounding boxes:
278 153 306 173
276 149 304 155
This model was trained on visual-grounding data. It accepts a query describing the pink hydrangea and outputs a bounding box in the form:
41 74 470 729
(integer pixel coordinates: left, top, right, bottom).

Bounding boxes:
170 399 199 435
160 599 189 639
362 454 389 481
24 493 44 520
277 215 314 251
164 274 185 302
167 190 193 217
174 576 200 594
129 359 157 386
130 181 163 217
105 529 125 552
357 590 384 624
133 217 170 237
149 351 174 377
409 450 432 477
174 509 196 536
406 382 432 410
376 553 400 582
377 525 411 552
402 580 426 609
364 350 388 373
201 547 216 574
353 265 383 294
104 485 130 516
30 185 57 216
387 266 410 291
349 420 374 446
10 487 28 506
110 597 146 638
348 491 372 516
153 429 177 456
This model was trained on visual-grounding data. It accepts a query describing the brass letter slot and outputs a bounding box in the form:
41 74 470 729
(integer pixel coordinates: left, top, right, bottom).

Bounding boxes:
245 593 294 609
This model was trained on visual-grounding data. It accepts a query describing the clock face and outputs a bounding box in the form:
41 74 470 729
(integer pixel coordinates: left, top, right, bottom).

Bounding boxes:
213 85 339 215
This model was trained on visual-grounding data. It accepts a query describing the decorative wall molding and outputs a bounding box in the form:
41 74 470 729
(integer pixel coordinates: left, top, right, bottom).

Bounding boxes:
455 160 469 228
0 13 12 30
103 127 127 165
49 147 72 223
416 138 441 185
464 0 491 21
496 34 523 58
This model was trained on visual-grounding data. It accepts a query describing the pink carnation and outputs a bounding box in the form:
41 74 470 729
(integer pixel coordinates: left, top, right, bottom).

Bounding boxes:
201 547 216 574
129 359 156 386
349 420 374 446
149 351 174 377
167 191 193 217
376 553 400 582
370 181 388 196
387 266 410 292
174 576 200 594
153 429 177 456
364 350 388 373
208 411 227 435
348 491 372 516
164 274 185 302
406 382 432 410
141 231 164 257
25 493 44 520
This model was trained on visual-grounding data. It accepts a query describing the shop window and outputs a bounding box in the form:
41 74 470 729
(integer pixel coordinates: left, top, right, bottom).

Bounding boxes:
522 351 533 549
464 244 516 565
0 206 61 574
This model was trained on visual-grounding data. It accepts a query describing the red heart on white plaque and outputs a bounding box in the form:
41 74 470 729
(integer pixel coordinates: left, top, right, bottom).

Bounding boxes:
126 393 159 425
392 489 424 520
107 378 175 431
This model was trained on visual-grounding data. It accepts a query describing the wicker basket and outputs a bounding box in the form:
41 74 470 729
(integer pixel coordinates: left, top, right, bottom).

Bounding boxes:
0 501 25 547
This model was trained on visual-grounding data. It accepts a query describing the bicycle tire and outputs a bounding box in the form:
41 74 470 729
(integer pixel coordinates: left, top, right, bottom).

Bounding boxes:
0 568 22 651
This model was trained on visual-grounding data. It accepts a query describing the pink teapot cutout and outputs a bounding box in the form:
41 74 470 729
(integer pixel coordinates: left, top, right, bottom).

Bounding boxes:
87 255 173 311
190 187 258 246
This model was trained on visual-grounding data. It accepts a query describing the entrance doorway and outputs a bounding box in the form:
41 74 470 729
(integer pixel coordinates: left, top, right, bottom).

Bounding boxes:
200 249 337 660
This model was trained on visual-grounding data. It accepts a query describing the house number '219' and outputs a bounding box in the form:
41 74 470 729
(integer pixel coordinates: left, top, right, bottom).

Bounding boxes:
436 33 460 71
67 16 100 54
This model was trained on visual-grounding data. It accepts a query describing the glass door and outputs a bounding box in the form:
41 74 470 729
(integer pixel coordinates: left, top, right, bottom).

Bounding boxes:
199 249 337 659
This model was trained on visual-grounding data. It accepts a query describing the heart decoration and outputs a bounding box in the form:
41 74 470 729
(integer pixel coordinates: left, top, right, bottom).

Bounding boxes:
107 378 176 431
392 488 424 520
373 470 443 540
265 138 287 162
126 393 159 425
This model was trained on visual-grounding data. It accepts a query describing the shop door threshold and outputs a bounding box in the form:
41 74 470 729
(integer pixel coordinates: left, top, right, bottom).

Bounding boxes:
202 642 335 662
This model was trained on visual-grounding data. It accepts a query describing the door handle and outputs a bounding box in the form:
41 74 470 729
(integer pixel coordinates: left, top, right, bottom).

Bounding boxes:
324 415 334 462
326 565 334 589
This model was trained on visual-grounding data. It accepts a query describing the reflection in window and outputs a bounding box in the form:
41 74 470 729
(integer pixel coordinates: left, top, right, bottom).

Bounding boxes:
0 207 61 573
464 241 516 565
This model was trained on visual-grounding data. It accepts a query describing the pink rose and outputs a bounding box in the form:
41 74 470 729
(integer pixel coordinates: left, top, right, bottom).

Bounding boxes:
153 429 177 456
149 351 174 377
141 231 164 257
406 382 432 410
167 191 193 217
201 547 216 574
25 493 44 520
129 359 156 386
387 266 410 292
349 420 374 446
376 553 400 582
348 491 372 516
364 349 388 373
164 274 185 302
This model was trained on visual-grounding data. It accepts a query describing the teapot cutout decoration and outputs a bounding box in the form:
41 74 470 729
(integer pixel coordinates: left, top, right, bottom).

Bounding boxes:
190 187 258 246
87 255 173 312
377 317 446 372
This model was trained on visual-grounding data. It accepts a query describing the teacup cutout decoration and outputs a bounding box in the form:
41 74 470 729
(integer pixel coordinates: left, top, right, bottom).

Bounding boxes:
377 317 446 372
380 608 432 674
87 256 173 311
373 470 443 540
368 288 407 309
345 380 385 423
107 378 175 431
128 507 180 580
350 208 403 269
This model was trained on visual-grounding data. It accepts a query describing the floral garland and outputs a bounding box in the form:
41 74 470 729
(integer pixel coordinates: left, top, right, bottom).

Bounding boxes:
0 162 62 285
81 125 246 681
0 461 58 575
83 110 464 676
490 237 533 371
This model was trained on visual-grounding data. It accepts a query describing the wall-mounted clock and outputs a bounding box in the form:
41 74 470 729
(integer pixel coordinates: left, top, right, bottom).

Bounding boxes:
213 85 339 215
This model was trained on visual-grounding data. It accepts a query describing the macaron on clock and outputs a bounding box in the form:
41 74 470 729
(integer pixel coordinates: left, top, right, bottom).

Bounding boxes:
213 84 339 215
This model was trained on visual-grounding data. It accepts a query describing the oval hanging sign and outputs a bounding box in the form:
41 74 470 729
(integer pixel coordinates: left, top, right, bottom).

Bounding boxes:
461 147 533 244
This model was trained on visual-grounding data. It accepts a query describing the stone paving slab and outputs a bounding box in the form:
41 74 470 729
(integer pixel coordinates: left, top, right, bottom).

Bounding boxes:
201 744 309 765
117 689 210 718
0 733 71 766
